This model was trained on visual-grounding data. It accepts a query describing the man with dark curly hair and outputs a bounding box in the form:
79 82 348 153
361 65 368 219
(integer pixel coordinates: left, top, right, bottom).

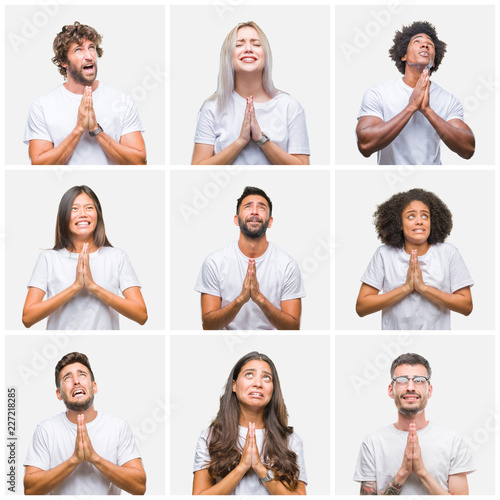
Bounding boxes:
354 353 475 494
356 21 475 165
24 22 146 165
356 189 473 329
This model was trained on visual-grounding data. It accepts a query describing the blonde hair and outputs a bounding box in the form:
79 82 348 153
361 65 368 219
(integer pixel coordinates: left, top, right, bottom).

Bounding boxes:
213 21 278 111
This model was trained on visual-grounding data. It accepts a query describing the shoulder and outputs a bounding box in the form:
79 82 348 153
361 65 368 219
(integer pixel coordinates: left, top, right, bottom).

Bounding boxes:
288 430 304 447
372 244 398 258
429 80 457 98
35 412 67 431
97 82 130 100
431 242 460 256
273 91 304 111
425 422 464 439
199 96 218 114
363 78 401 97
31 85 65 105
203 241 237 263
99 412 131 428
267 242 295 261
360 424 396 444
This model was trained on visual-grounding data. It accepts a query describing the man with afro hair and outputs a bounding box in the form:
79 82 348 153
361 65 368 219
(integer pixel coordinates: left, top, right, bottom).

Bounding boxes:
356 21 474 165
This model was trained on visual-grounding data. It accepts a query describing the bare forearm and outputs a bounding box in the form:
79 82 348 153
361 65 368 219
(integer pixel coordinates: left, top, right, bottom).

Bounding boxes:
421 109 475 159
356 286 411 317
193 138 247 165
263 479 306 495
94 132 146 165
30 129 84 165
194 465 247 495
24 458 79 494
418 285 472 315
379 477 404 495
259 140 309 165
416 470 451 495
88 285 147 325
254 295 300 330
202 297 245 330
92 456 146 495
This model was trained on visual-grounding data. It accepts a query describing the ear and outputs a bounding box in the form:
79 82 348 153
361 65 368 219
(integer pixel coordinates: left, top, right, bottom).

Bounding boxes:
56 388 62 401
234 215 239 227
388 382 395 400
93 381 98 394
401 54 407 62
427 382 433 399
267 216 273 229
232 380 236 393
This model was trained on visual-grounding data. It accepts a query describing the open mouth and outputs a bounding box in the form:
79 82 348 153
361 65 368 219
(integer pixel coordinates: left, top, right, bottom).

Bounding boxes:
241 57 257 63
249 392 264 398
72 389 86 397
76 221 90 226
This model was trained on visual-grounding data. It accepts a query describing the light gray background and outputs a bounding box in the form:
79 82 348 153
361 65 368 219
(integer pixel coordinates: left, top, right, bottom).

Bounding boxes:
336 5 494 165
170 5 330 165
170 334 330 495
5 169 165 330
170 169 330 330
5 334 165 495
335 169 495 330
6 5 165 165
335 334 495 494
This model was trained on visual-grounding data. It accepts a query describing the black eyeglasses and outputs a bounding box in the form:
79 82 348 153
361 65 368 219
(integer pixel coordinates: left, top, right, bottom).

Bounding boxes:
392 376 430 385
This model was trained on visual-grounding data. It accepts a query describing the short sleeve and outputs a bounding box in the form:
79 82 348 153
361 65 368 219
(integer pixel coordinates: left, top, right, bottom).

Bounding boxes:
118 251 141 293
358 86 384 121
117 418 141 466
353 439 377 482
360 248 385 291
193 429 211 472
449 247 474 292
282 260 306 300
449 433 476 475
194 255 221 297
27 253 49 292
24 425 51 470
194 101 217 146
290 433 308 485
121 95 144 136
286 100 310 155
445 95 464 122
24 100 52 144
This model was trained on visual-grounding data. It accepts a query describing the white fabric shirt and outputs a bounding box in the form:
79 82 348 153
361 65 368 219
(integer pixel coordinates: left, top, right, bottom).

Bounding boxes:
28 247 141 330
194 91 310 165
193 426 308 495
357 78 464 165
24 411 141 495
194 241 305 330
24 82 144 165
361 243 473 330
354 422 476 495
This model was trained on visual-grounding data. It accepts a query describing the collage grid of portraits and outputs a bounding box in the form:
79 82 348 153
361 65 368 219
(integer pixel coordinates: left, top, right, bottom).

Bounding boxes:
0 0 498 497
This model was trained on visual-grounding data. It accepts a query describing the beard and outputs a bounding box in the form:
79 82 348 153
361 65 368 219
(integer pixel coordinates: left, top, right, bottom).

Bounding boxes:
62 392 94 412
395 391 427 416
238 215 270 239
66 60 98 85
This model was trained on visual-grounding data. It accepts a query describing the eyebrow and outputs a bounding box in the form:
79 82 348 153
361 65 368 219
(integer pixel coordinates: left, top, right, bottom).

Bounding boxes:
62 368 88 378
242 368 273 377
236 38 261 43
243 201 267 208
405 209 430 214
412 35 433 43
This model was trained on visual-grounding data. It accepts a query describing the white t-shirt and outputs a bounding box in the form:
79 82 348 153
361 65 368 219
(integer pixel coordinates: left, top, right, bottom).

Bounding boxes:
193 426 308 495
194 241 305 330
194 91 310 165
24 411 141 495
27 247 141 330
354 422 476 495
357 78 464 165
361 243 473 330
24 82 144 165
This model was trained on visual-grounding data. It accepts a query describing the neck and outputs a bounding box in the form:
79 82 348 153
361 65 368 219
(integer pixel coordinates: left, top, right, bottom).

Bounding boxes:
238 406 265 429
64 78 99 95
65 405 98 424
70 238 97 254
404 240 430 256
394 410 428 431
402 64 427 88
238 234 269 258
234 74 269 102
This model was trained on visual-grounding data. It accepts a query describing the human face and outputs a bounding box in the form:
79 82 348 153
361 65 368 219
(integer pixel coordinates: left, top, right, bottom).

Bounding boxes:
63 39 98 85
402 33 436 70
388 364 432 416
234 195 273 239
56 362 97 412
232 359 274 410
232 26 266 75
401 200 430 247
69 193 97 241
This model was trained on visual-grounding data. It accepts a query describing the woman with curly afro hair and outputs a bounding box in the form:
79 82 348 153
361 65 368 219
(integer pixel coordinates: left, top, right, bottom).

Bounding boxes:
193 352 307 495
356 188 473 329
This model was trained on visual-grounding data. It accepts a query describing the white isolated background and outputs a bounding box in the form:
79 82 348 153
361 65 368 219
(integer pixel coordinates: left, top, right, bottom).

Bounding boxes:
5 4 165 164
5 169 165 330
335 334 495 494
5 334 166 495
335 4 494 165
335 169 495 330
170 334 330 495
170 5 330 165
170 169 330 330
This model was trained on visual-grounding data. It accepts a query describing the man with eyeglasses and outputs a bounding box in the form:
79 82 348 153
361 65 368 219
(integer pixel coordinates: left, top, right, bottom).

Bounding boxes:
354 353 475 495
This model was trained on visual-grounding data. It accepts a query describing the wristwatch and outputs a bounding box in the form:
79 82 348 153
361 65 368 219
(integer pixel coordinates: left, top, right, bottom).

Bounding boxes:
89 124 103 137
259 469 274 484
255 133 270 147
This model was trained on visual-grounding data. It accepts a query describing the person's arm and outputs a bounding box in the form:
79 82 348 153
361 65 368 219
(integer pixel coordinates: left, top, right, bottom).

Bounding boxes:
253 296 301 330
201 293 248 330
24 461 81 495
360 479 405 495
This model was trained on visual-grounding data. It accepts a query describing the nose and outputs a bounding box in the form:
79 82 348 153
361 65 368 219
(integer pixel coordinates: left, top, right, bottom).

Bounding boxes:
406 378 416 389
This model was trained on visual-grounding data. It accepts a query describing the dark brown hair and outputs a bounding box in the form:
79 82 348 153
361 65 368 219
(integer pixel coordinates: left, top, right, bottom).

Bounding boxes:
55 352 95 388
52 22 103 77
53 185 112 251
236 187 273 216
207 352 300 490
390 353 432 379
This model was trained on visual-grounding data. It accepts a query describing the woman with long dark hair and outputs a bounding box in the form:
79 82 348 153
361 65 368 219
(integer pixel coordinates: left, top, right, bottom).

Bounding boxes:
192 21 310 166
22 185 147 329
356 188 473 329
193 351 307 495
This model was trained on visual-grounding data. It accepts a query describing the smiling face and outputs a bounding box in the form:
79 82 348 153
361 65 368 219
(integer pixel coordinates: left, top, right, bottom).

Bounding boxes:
232 359 274 410
69 193 97 241
231 26 266 75
389 363 432 416
401 200 430 247
234 194 273 239
56 362 97 412
402 33 436 70
63 39 98 85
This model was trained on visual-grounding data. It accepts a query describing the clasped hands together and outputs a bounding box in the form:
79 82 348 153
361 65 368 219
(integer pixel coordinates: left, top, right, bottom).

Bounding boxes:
238 259 264 305
76 86 100 135
404 249 427 294
74 243 97 293
409 69 431 114
72 414 99 466
398 424 427 482
238 422 268 479
239 96 264 144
